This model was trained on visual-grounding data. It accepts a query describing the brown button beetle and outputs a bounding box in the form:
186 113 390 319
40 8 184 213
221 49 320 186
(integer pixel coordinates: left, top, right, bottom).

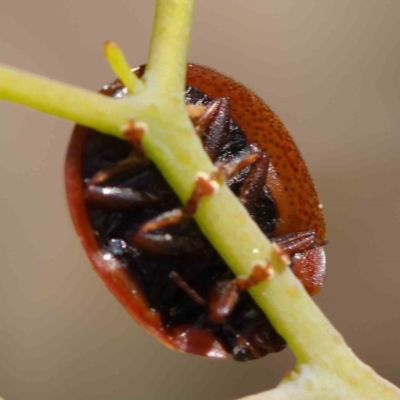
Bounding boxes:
65 64 326 361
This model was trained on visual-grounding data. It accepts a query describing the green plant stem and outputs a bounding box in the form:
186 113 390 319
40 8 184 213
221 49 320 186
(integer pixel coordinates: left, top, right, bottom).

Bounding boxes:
239 273 400 399
144 0 194 96
0 64 123 136
104 41 144 93
1 0 400 398
241 361 400 400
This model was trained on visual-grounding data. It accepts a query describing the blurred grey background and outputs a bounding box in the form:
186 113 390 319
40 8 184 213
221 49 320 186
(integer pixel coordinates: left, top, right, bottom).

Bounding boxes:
0 1 399 399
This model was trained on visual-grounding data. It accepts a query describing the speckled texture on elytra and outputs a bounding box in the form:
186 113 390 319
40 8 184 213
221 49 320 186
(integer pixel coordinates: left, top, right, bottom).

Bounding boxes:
186 64 326 243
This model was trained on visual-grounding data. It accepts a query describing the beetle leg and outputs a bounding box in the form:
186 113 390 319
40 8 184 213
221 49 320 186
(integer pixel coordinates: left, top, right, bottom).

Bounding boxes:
196 97 265 184
132 173 218 254
213 152 261 183
169 271 207 306
85 116 156 208
132 209 205 254
85 185 158 209
84 152 157 209
239 149 270 213
170 270 264 359
219 323 264 361
194 96 270 207
85 116 154 208
87 151 149 186
195 98 231 162
209 262 273 323
133 229 204 254
170 271 265 360
272 230 322 255
273 231 327 296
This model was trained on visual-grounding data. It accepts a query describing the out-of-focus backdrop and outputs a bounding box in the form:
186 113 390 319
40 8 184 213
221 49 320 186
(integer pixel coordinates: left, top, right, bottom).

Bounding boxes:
1 1 399 399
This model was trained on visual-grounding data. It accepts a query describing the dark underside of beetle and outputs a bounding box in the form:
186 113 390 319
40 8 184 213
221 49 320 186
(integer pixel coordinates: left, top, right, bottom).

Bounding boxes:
82 85 286 361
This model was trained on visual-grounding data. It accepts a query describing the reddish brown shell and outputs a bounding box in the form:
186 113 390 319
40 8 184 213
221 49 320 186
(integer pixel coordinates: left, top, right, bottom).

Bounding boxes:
66 124 228 358
186 64 326 296
65 64 326 359
186 64 326 242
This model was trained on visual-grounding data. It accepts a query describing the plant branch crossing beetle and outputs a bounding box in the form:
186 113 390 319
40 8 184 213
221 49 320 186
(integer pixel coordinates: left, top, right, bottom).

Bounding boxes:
65 64 327 361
